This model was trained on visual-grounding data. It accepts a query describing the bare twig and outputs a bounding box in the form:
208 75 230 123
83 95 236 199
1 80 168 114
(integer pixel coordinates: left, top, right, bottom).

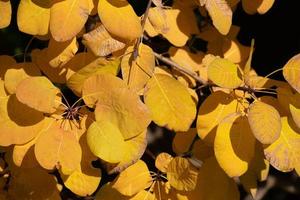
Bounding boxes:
153 52 207 84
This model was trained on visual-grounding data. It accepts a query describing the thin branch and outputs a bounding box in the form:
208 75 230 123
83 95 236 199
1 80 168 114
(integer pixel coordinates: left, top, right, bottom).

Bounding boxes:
133 0 153 59
154 52 207 84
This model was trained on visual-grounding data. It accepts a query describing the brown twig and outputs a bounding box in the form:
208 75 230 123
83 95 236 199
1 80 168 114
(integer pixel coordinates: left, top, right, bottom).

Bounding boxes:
153 52 208 84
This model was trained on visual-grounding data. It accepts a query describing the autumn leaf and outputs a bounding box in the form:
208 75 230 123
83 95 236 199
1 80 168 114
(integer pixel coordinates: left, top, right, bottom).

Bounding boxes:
0 0 11 29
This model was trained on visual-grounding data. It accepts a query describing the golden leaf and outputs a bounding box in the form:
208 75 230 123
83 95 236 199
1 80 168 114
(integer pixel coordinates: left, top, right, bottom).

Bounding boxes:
166 157 198 191
83 24 126 56
4 62 41 94
112 160 152 196
0 55 16 80
17 0 50 35
95 183 125 200
283 53 300 94
172 128 197 156
50 0 92 41
144 74 196 131
215 115 256 177
98 0 142 42
264 117 300 174
34 119 82 174
121 44 155 93
204 0 232 35
155 152 173 173
207 57 243 89
87 120 126 163
247 100 281 144
0 95 44 146
68 58 120 96
0 0 11 29
196 91 239 145
16 76 61 113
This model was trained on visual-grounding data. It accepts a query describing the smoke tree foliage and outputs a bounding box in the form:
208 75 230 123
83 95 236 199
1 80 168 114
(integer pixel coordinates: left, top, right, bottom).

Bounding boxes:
0 0 299 199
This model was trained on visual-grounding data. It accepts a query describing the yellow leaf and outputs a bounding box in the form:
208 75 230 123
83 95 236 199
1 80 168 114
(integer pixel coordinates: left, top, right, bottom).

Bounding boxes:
207 57 243 89
193 139 214 162
17 0 50 35
260 95 288 117
63 136 101 196
50 0 92 41
215 115 256 177
222 39 250 64
98 0 142 42
144 74 196 131
158 8 197 47
4 62 41 94
247 100 281 144
187 157 240 200
257 0 275 14
283 53 300 94
204 0 232 35
106 130 147 174
0 95 44 146
83 74 151 139
196 91 239 145
35 119 82 174
166 157 198 191
83 24 125 56
121 44 155 93
112 160 152 196
87 120 125 163
0 80 7 97
68 58 120 96
8 167 61 200
47 37 78 68
148 7 169 34
155 152 173 173
16 76 61 113
0 0 11 29
264 117 300 174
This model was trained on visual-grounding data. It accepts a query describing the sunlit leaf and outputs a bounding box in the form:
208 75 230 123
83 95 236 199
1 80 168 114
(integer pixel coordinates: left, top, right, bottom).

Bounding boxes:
106 130 147 174
112 160 152 196
121 44 155 93
83 24 126 57
98 0 142 42
68 58 120 96
95 183 125 200
283 53 300 94
0 95 44 146
264 117 300 175
50 0 92 41
144 74 196 131
16 76 61 113
35 119 82 174
87 120 125 163
155 152 173 173
248 100 281 144
215 115 256 177
167 157 198 191
17 0 50 35
83 74 151 139
207 57 243 89
0 0 11 29
62 136 101 196
196 91 239 145
47 37 78 68
128 190 156 200
204 0 232 35
4 62 41 94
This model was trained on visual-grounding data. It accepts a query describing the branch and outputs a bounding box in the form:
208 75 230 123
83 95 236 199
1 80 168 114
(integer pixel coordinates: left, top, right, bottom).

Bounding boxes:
154 52 207 84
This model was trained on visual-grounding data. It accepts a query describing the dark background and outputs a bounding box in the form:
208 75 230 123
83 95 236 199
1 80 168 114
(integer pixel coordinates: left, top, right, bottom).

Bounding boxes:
1 0 300 199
